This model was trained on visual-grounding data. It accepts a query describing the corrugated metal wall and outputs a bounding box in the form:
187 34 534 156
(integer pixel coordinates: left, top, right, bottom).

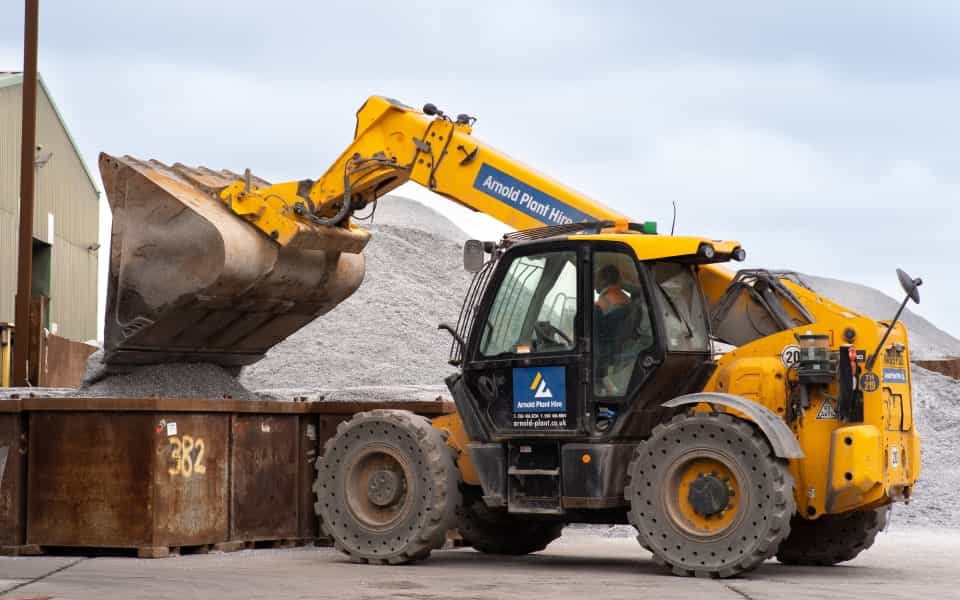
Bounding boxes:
0 80 99 341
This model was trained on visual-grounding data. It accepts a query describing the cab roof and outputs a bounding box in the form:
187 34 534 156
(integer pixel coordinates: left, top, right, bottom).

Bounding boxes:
500 221 744 264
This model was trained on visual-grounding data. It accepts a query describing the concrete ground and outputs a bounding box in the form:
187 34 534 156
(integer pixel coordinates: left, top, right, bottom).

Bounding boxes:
0 528 955 600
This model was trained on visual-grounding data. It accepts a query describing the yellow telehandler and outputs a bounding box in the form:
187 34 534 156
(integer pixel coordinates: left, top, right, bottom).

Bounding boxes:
99 96 921 577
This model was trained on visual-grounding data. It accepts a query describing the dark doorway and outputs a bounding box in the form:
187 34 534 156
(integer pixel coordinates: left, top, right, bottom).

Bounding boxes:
31 238 51 326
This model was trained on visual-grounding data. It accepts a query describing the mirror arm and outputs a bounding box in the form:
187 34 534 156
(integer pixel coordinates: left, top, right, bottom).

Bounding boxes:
865 294 911 371
438 323 466 351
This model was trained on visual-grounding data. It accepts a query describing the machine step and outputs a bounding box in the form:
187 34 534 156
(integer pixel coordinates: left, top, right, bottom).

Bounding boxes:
507 467 560 476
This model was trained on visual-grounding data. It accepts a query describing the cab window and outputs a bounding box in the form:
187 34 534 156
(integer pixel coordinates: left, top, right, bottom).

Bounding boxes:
593 251 654 397
651 262 710 352
480 251 577 357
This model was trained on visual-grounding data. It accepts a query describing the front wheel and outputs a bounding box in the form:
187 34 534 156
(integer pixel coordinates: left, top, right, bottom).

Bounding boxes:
776 506 889 566
313 409 459 565
625 412 795 578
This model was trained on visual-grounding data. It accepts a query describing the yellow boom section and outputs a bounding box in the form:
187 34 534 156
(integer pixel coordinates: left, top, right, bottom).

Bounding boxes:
220 96 628 240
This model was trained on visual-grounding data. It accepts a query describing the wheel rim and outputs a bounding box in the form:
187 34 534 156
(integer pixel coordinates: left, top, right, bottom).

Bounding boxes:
344 443 413 530
662 449 746 539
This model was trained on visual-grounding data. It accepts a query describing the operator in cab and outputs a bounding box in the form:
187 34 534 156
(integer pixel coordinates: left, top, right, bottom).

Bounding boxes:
594 263 638 397
595 264 630 313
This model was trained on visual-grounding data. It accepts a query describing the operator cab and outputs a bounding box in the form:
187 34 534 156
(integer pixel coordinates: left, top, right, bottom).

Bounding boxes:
446 222 745 514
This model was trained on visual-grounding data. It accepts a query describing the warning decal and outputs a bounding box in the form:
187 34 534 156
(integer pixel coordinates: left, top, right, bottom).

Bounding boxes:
816 398 838 420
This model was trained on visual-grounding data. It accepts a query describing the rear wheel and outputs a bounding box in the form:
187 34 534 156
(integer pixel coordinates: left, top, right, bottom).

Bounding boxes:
313 409 459 564
776 506 889 566
457 486 563 555
625 412 795 578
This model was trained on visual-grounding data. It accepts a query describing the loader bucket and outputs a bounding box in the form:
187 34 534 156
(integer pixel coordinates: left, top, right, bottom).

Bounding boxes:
99 153 369 369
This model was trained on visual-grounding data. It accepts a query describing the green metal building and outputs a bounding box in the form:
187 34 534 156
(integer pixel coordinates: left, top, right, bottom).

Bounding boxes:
0 72 99 342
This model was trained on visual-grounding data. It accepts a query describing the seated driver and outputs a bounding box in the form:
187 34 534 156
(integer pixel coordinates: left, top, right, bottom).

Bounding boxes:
594 264 640 397
595 264 630 313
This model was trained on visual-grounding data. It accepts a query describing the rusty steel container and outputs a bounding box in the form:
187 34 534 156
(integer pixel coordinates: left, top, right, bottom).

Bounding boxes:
27 405 230 554
0 396 455 556
229 414 300 542
225 400 457 544
0 400 25 549
298 416 321 541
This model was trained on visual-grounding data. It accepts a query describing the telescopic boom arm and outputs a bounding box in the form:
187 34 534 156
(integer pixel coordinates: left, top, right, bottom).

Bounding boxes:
217 96 628 242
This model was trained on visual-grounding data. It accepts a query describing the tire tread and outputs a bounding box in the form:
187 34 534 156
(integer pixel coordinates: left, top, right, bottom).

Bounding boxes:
313 409 459 565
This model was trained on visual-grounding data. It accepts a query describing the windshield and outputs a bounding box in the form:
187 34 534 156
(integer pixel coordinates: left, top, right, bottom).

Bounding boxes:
651 262 710 352
480 251 578 357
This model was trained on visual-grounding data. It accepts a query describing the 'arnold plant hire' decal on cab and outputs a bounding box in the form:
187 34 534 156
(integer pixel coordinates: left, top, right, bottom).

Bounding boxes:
512 366 568 429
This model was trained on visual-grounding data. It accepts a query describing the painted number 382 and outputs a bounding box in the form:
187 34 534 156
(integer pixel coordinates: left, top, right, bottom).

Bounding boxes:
168 435 207 478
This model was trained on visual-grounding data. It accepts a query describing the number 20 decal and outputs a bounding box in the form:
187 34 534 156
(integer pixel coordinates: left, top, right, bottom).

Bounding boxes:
780 345 801 369
169 435 207 477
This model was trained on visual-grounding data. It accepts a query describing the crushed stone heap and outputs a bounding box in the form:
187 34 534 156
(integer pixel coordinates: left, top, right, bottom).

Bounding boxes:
798 273 960 360
240 196 472 395
892 366 960 528
80 350 258 399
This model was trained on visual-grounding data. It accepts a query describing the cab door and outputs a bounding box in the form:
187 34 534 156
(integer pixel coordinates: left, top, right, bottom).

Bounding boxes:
461 243 587 438
586 245 717 439
589 245 662 433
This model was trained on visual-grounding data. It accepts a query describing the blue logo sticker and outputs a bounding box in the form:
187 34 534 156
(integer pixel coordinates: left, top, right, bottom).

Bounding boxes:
512 366 566 413
860 372 880 392
882 368 907 384
473 164 595 226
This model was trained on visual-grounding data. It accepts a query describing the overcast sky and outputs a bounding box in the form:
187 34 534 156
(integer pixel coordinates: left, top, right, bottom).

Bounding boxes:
1 1 957 337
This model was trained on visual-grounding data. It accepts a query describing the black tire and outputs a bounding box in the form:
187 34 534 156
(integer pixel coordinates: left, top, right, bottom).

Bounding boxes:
456 485 563 555
776 506 889 566
313 409 459 565
625 412 795 578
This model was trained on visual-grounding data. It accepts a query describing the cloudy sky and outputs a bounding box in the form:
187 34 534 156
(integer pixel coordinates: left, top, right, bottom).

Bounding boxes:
1 1 957 337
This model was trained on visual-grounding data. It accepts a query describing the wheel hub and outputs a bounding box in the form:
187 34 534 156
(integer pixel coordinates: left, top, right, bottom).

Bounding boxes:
344 445 413 529
687 473 731 517
367 469 402 507
664 453 743 537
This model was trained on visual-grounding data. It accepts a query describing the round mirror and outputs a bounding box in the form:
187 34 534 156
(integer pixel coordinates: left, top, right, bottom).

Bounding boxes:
896 268 921 304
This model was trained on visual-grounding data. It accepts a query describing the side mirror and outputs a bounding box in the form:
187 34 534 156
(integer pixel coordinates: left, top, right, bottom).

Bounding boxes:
463 240 485 273
866 268 924 371
897 268 922 304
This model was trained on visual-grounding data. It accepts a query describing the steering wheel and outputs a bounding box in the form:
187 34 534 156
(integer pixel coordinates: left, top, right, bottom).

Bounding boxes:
534 321 573 347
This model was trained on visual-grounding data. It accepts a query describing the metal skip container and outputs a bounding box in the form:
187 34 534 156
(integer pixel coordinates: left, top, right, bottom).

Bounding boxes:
0 395 456 556
98 154 369 369
27 405 231 556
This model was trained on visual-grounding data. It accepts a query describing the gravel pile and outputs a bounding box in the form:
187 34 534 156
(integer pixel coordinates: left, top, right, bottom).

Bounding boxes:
0 388 80 399
240 196 471 396
798 273 960 360
79 350 257 399
892 366 960 528
80 196 471 400
361 196 471 244
255 385 451 402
